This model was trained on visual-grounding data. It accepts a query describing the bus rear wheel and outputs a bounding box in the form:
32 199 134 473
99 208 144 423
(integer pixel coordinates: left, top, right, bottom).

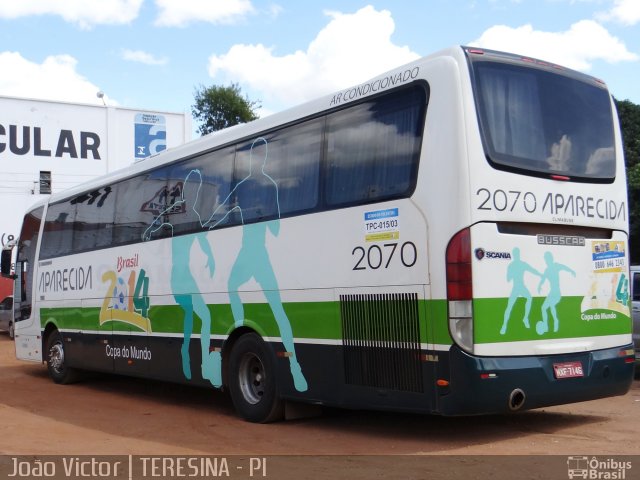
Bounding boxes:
228 333 284 423
45 330 80 384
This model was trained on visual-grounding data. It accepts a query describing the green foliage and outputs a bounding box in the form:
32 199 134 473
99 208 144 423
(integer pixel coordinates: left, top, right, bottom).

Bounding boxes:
615 98 640 263
192 83 260 136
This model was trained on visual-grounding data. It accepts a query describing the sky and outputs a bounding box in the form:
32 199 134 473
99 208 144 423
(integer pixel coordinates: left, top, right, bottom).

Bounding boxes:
0 0 638 138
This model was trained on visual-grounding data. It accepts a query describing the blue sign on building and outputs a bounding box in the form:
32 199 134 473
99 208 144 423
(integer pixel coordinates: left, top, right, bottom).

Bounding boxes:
134 113 167 159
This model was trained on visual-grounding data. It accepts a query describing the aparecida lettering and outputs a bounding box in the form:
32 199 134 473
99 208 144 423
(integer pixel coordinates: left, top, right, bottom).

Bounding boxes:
541 193 625 221
38 266 92 293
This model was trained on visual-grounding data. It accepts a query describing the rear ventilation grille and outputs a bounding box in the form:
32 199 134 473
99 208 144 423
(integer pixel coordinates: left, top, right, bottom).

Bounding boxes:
340 293 423 393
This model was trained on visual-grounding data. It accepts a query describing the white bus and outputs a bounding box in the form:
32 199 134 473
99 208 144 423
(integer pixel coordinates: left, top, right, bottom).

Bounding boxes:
2 46 634 422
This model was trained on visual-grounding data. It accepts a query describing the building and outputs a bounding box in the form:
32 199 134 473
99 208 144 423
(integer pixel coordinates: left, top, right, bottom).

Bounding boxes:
0 95 192 299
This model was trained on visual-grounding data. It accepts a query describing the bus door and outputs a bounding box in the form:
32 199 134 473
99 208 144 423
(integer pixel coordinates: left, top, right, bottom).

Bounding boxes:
12 207 44 361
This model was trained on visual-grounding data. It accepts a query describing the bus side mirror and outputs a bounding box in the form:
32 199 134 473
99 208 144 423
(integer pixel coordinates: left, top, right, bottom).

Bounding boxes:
1 245 17 279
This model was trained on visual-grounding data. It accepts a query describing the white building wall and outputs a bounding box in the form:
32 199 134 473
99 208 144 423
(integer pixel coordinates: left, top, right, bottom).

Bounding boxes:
0 95 192 248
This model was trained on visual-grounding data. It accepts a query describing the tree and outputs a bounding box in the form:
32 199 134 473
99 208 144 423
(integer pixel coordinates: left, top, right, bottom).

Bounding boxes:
615 99 640 264
192 83 260 136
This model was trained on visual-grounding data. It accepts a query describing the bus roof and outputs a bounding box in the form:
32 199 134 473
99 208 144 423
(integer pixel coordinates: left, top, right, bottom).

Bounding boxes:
36 44 610 207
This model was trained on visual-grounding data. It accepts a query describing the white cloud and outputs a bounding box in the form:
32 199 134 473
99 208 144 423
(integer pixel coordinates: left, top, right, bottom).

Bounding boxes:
154 0 255 27
471 20 638 71
0 0 142 29
266 3 283 18
122 49 168 66
207 6 420 109
0 52 113 105
598 0 640 26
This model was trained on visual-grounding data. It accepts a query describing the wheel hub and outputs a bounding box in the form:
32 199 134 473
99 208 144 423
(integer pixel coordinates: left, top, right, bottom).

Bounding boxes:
49 343 65 373
239 353 266 405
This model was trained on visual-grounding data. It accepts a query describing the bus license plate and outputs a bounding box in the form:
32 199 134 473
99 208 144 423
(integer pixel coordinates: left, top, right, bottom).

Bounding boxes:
553 362 584 379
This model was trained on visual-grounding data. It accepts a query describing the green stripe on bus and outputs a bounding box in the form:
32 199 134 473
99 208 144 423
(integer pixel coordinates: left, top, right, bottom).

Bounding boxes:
44 296 628 347
473 296 631 344
41 299 445 343
41 301 343 339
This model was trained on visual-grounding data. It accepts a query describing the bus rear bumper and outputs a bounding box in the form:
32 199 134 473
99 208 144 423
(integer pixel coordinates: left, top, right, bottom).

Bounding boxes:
436 344 635 415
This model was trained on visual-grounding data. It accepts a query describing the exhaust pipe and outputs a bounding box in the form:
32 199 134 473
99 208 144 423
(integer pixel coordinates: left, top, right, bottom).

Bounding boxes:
508 388 526 411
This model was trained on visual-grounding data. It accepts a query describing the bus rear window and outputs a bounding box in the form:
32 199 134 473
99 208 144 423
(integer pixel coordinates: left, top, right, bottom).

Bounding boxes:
471 61 616 181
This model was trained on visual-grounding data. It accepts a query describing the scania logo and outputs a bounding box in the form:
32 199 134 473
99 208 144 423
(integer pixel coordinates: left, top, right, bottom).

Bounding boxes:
474 248 512 260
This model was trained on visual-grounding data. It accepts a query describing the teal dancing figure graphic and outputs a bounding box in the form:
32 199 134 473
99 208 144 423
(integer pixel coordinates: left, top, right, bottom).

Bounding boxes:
209 137 308 392
535 251 576 335
143 170 221 386
501 247 541 335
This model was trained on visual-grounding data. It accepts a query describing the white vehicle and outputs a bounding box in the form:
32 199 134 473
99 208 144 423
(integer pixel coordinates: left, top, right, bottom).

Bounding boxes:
1 46 635 422
0 296 13 339
631 265 640 364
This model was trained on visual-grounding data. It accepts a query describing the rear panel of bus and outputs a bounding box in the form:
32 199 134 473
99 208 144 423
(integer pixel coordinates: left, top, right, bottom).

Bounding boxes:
435 48 634 414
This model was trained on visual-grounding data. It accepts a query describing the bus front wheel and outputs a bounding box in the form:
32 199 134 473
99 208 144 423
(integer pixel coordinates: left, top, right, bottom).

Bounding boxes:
45 330 80 384
228 333 284 423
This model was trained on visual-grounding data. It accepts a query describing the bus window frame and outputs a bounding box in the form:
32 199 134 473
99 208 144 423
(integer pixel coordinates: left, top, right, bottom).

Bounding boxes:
466 52 617 184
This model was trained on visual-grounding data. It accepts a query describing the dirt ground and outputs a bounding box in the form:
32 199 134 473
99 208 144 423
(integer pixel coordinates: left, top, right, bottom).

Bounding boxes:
0 333 638 478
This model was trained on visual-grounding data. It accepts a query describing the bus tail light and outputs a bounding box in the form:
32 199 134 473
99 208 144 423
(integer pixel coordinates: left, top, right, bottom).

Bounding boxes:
446 228 472 300
446 228 474 354
620 348 635 363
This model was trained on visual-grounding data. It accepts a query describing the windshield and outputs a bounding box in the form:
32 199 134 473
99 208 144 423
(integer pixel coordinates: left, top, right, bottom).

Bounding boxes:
471 60 616 181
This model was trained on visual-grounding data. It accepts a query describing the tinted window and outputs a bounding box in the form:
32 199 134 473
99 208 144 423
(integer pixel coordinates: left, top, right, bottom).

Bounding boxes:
634 273 640 301
229 120 322 224
42 84 427 254
472 61 615 180
71 186 116 252
229 138 281 224
41 201 75 260
114 168 170 245
259 120 322 216
143 146 236 239
325 86 425 206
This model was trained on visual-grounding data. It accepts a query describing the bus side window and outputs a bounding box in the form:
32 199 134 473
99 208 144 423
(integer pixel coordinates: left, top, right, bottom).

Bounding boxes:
169 146 236 234
228 120 322 224
324 86 425 207
633 273 640 301
115 169 170 244
263 120 322 217
71 186 116 252
231 140 277 224
41 201 75 260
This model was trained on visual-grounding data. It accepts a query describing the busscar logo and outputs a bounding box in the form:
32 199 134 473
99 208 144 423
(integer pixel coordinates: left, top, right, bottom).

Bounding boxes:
537 234 586 247
474 248 511 261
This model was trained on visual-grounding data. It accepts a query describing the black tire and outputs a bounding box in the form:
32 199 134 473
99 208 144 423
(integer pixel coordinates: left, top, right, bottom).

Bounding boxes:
228 333 284 423
45 330 80 384
8 322 14 340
